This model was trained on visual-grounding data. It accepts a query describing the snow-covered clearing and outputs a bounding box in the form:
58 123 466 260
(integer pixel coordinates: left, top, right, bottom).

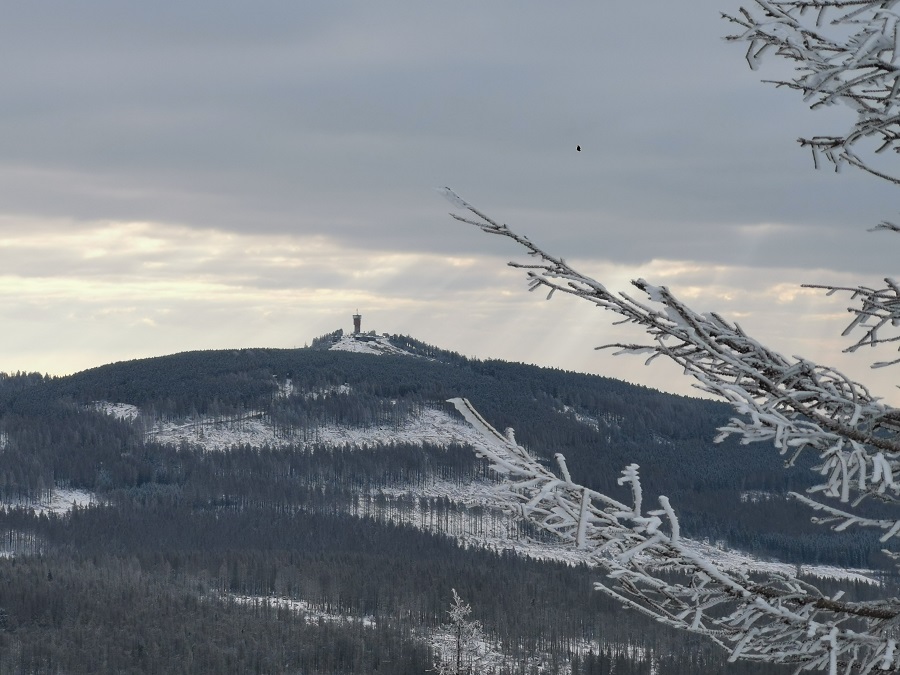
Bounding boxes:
274 379 294 399
276 380 351 400
225 590 653 675
368 478 879 585
0 488 97 557
559 405 600 432
329 334 414 356
300 383 351 399
740 490 780 503
226 594 376 628
2 488 96 516
92 398 881 585
144 406 492 452
92 401 141 421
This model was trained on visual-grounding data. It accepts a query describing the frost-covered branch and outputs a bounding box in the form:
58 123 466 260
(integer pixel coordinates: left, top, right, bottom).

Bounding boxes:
441 189 900 519
449 397 900 674
724 1 900 187
804 276 900 367
723 0 900 365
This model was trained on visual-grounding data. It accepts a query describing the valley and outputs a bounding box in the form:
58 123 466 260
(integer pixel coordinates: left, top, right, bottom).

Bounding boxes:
0 333 884 673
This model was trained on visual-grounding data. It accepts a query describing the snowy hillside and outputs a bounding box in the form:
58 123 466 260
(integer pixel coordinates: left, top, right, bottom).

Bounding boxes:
3 344 874 673
91 398 879 585
92 399 493 452
329 333 416 356
3 488 96 516
147 407 488 451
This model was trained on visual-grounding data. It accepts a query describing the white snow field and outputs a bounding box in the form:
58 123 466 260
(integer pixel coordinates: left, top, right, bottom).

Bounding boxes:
0 488 98 558
226 594 376 628
368 478 877 585
89 398 881 585
225 589 638 675
329 333 416 356
3 487 96 516
142 406 492 452
91 401 141 420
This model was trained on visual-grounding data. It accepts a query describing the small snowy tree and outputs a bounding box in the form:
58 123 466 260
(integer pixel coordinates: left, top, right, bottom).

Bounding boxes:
432 589 503 675
441 2 900 673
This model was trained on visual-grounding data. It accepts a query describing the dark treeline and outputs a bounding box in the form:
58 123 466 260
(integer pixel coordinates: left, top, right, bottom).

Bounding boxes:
0 340 885 672
0 553 432 674
0 504 793 675
0 344 885 568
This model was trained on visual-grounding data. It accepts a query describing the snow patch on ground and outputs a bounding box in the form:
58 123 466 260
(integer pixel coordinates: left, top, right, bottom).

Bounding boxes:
274 379 294 399
146 406 492 452
226 594 376 627
225 590 650 675
276 380 351 400
560 404 600 432
740 490 780 503
97 398 880 584
0 431 7 451
371 478 878 585
148 412 279 450
3 488 97 515
329 334 415 356
92 401 141 421
301 383 351 400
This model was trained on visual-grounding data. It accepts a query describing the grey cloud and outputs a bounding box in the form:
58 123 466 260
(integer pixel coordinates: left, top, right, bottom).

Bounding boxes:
0 0 897 382
2 0 889 268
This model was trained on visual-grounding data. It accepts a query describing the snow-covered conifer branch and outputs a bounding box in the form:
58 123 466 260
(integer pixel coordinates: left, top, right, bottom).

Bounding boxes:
448 397 900 673
722 0 900 373
437 4 900 672
441 188 900 517
723 1 900 186
804 277 900 367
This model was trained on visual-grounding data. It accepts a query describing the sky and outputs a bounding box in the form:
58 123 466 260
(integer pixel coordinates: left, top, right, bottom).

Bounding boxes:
1 1 898 402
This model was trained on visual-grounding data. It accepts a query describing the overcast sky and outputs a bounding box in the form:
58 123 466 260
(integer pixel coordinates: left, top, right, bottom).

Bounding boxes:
2 1 898 401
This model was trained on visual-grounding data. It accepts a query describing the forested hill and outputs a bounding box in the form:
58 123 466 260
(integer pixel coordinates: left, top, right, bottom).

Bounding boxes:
0 336 878 673
0 337 877 564
2 335 807 500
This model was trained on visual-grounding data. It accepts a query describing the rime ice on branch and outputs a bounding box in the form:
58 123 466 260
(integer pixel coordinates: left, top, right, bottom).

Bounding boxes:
724 1 900 190
449 394 900 674
440 3 900 672
441 187 900 514
722 0 900 366
441 183 900 672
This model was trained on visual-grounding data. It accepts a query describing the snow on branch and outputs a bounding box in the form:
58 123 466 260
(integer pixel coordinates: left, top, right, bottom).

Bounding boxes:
804 277 900 367
448 396 900 673
723 1 900 187
724 1 900 357
442 189 900 518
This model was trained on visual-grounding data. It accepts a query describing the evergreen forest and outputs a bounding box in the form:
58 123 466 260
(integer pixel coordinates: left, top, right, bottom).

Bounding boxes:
0 335 886 673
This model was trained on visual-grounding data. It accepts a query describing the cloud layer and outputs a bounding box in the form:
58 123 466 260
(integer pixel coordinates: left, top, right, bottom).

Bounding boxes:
1 1 897 401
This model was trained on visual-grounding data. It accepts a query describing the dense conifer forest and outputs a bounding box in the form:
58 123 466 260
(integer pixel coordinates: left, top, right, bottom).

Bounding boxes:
0 337 886 672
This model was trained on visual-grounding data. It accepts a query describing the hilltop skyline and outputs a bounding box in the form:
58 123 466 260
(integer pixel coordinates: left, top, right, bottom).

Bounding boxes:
0 1 896 400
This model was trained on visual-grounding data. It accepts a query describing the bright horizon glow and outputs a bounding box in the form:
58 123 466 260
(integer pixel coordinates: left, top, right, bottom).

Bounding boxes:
0 2 895 404
1 215 895 406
